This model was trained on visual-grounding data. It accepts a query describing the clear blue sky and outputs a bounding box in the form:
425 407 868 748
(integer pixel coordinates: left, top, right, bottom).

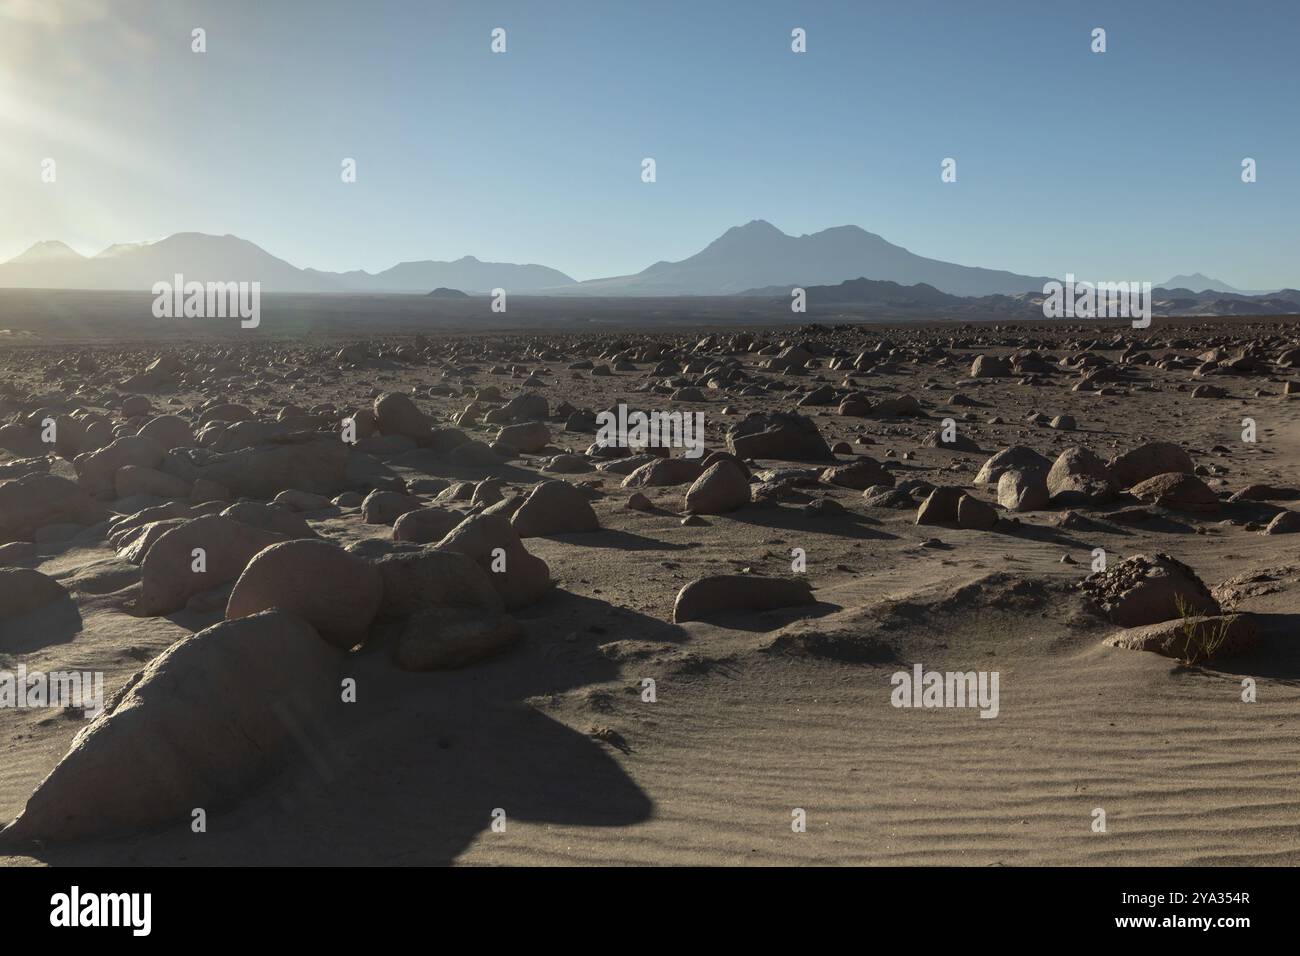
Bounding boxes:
3 0 1296 287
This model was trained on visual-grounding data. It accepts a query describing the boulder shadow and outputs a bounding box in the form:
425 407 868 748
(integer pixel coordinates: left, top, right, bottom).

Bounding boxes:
21 590 668 866
1196 612 1300 685
727 505 898 541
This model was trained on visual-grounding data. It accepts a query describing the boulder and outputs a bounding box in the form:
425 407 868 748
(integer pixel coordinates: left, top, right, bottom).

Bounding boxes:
1264 510 1300 534
957 494 998 530
511 480 600 536
0 611 338 844
1103 614 1257 661
974 446 1051 485
1108 441 1194 489
220 501 316 538
862 485 915 509
0 474 109 542
373 392 431 441
226 539 382 649
434 514 552 610
394 607 524 671
921 428 981 453
369 547 504 618
136 415 194 450
0 568 67 620
137 515 286 615
970 354 1012 377
362 490 423 525
997 469 1050 512
448 440 504 466
393 507 465 543
915 486 964 525
272 489 333 511
820 457 893 490
676 457 749 513
621 457 703 488
1081 552 1220 626
114 465 191 500
672 575 816 623
186 438 355 498
1046 446 1116 506
74 435 167 498
1129 472 1221 514
725 412 834 462
496 421 551 453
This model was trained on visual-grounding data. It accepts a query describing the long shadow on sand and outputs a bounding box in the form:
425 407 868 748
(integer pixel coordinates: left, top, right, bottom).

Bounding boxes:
1195 612 1300 686
24 589 673 866
533 528 694 552
726 504 897 541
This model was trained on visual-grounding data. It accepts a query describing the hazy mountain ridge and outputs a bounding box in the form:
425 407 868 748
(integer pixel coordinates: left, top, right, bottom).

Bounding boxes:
554 220 1057 297
0 234 576 294
1 224 1287 301
742 276 1300 319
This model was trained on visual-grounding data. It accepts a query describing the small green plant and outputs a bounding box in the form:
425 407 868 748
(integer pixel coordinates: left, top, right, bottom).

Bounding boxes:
1173 595 1232 666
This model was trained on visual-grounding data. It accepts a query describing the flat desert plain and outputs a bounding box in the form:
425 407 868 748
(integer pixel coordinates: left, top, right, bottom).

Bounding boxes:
2 311 1299 865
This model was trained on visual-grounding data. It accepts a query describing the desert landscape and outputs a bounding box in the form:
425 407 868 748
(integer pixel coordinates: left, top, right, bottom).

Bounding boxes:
2 2 1295 886
2 307 1299 866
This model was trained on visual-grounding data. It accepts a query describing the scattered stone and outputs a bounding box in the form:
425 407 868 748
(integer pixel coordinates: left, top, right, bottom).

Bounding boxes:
226 539 382 648
672 575 816 623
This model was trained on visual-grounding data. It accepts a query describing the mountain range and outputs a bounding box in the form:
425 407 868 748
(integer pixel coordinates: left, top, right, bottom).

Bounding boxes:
742 276 1300 319
0 222 1281 299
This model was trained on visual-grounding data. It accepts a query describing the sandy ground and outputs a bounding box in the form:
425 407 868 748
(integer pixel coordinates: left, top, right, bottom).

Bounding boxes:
2 316 1299 865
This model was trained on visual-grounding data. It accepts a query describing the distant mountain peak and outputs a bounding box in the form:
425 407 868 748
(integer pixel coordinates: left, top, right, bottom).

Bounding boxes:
9 240 85 264
1160 272 1240 294
567 220 1055 297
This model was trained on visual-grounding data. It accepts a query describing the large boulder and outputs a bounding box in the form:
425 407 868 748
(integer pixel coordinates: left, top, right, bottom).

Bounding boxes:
136 415 194 450
373 392 431 441
1129 472 1221 514
434 514 552 610
394 607 523 671
511 481 600 536
226 539 382 649
74 435 167 498
361 490 423 525
0 611 339 844
496 421 551 453
672 575 816 623
0 474 109 542
1046 446 1115 506
197 402 255 425
0 568 67 620
114 465 192 500
1103 614 1258 661
137 515 286 615
997 469 1049 512
503 392 548 422
683 461 752 514
820 457 894 490
956 493 998 530
368 547 503 618
1108 441 1194 489
974 446 1051 485
621 457 703 488
915 486 964 525
726 412 834 462
393 506 465 544
220 501 316 538
970 354 1012 377
1264 510 1300 534
1081 553 1220 626
187 438 355 498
